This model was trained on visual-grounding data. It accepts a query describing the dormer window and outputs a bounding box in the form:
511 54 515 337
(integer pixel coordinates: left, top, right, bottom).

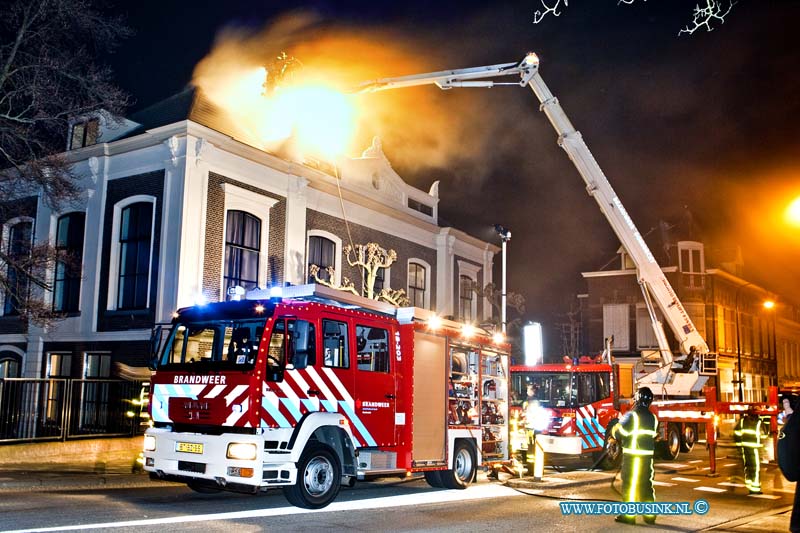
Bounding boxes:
678 241 705 289
69 118 99 150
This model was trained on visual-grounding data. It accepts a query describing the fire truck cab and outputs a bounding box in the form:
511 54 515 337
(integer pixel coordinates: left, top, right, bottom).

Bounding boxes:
510 360 623 469
143 284 510 508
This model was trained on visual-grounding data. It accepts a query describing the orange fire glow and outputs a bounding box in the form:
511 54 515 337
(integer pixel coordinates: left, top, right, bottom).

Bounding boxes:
191 13 481 168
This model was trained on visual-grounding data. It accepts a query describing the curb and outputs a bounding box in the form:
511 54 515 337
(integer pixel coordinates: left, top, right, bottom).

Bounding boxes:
0 473 177 493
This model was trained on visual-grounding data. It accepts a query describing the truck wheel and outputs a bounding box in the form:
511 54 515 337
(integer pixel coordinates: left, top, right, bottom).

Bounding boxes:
659 424 681 460
440 441 476 489
424 470 444 488
597 424 622 470
680 424 697 453
283 442 341 509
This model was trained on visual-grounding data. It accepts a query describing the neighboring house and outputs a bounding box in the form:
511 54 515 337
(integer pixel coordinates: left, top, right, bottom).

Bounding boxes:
0 87 498 379
578 240 800 402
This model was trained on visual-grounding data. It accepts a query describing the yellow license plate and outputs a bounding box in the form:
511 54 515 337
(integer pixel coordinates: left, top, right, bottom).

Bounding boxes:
176 442 203 454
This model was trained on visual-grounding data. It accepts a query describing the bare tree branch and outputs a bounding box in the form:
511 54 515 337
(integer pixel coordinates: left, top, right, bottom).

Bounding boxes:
679 0 735 35
532 0 737 36
0 0 130 324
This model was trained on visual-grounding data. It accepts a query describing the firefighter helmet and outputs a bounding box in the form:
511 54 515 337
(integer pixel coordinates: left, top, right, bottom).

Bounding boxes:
636 387 654 407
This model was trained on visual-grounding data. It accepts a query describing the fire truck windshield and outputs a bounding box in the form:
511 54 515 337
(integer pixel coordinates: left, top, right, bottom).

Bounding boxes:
511 372 572 408
157 319 266 370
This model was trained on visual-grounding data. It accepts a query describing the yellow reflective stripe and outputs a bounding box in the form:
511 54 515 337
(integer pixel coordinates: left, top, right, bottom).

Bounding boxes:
737 442 762 448
628 456 641 502
623 447 654 456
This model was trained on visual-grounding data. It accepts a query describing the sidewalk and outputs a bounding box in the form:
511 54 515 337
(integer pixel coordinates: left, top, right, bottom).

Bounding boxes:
0 437 174 492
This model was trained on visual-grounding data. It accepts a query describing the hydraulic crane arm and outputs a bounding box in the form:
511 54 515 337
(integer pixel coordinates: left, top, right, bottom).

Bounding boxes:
358 53 709 364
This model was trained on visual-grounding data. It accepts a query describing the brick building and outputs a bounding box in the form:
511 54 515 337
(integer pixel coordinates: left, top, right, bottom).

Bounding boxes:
578 241 800 401
0 88 499 379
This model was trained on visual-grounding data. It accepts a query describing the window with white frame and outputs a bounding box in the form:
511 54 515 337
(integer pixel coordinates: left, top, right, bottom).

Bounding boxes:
53 212 85 312
603 303 630 351
224 210 261 298
407 260 429 309
69 118 99 150
84 353 111 378
678 241 705 289
457 260 480 322
307 231 341 285
635 304 661 350
459 275 474 322
107 196 156 311
47 352 72 377
2 218 33 316
117 202 153 310
0 351 21 378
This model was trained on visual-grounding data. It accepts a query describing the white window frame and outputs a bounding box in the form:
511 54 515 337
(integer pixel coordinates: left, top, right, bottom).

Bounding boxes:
678 241 705 288
603 303 630 351
0 216 35 316
50 211 87 313
635 304 662 350
407 259 431 309
46 351 73 378
83 351 112 378
457 260 480 323
106 195 157 311
306 230 342 286
220 183 276 296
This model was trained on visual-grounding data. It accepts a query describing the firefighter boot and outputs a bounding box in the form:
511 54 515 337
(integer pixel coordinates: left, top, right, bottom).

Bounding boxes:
644 515 656 525
615 515 635 525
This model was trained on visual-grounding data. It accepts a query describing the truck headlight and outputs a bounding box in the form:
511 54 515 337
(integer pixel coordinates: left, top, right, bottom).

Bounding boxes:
527 406 551 432
227 442 257 460
143 434 156 452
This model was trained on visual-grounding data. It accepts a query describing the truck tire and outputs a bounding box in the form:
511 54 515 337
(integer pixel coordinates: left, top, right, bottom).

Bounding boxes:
440 441 476 489
658 423 681 460
680 424 697 453
283 442 342 509
596 423 622 471
424 470 444 488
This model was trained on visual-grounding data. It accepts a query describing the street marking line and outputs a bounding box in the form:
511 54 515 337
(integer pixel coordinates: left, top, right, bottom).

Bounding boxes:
722 463 737 467
695 486 726 493
688 460 703 464
749 494 781 500
1 484 524 533
701 467 711 470
718 482 746 488
672 477 700 483
652 481 676 487
660 463 689 469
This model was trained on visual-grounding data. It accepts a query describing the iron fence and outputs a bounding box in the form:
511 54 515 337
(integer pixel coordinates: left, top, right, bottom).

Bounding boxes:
0 378 148 443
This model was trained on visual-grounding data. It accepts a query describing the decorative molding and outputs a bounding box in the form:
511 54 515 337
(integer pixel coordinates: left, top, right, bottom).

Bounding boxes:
164 135 181 166
88 157 100 184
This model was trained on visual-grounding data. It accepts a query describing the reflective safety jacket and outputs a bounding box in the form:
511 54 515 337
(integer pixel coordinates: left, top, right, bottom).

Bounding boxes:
615 406 658 456
734 415 762 448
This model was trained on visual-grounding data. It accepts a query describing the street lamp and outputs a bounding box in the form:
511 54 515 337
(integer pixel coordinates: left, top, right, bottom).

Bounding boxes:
494 224 512 334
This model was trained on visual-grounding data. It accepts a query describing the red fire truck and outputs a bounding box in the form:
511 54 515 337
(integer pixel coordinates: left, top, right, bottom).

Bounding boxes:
509 358 779 472
143 284 510 508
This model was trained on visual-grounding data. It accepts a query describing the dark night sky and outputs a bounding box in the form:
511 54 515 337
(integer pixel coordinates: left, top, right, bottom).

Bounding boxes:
106 1 800 352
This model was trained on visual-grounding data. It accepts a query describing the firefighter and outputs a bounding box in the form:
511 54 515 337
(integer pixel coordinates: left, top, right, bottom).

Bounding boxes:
614 386 658 525
734 406 763 494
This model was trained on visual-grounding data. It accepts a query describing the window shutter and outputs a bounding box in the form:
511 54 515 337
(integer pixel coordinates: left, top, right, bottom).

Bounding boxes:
603 304 629 351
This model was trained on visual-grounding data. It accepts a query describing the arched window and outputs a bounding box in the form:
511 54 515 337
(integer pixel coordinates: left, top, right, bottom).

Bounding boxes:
224 210 261 298
3 219 33 316
0 350 21 378
53 213 85 312
408 261 427 308
117 202 153 310
307 235 337 283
